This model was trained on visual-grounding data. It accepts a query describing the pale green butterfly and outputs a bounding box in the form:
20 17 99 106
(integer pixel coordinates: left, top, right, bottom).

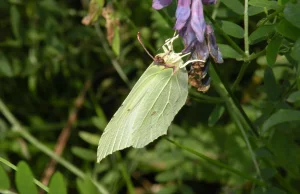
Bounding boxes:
97 33 203 162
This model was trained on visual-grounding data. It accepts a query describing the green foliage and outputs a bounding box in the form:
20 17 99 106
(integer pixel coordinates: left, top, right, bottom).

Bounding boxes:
1 0 300 193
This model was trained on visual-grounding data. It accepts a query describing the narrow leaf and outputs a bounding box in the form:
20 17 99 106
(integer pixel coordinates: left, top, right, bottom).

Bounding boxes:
262 110 300 133
218 44 242 59
249 25 275 45
112 27 120 56
72 147 97 161
0 165 10 190
49 172 67 194
79 131 100 146
208 105 225 127
0 52 13 77
266 36 283 66
264 67 280 101
291 38 300 63
220 20 244 39
221 0 244 15
15 161 38 194
10 5 21 40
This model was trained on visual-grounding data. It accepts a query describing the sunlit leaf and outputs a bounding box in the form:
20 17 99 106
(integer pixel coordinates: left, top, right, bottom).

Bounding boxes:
49 172 67 194
15 161 38 194
72 146 97 161
112 27 120 56
249 0 281 10
79 131 100 146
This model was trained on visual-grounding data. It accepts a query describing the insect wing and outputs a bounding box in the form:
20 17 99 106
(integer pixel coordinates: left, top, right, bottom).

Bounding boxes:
97 64 188 162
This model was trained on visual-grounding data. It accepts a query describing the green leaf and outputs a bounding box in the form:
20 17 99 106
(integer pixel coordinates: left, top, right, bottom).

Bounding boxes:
0 52 13 77
248 6 265 16
15 161 38 194
97 42 189 162
71 146 97 161
287 90 300 103
291 38 300 63
112 27 120 56
0 165 10 190
261 168 277 180
76 178 98 194
49 172 67 194
249 25 275 45
262 110 300 133
249 0 281 10
284 3 300 29
266 36 283 66
254 187 287 194
276 19 300 41
221 0 244 15
264 67 280 101
208 105 225 127
218 44 242 59
10 5 21 40
78 131 100 146
220 20 244 39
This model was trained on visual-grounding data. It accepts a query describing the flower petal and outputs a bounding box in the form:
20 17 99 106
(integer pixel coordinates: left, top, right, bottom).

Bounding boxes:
174 0 191 30
191 0 206 42
152 0 173 10
206 25 223 63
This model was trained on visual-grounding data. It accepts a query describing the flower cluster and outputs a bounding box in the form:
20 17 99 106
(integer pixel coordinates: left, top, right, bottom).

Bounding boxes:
152 0 223 92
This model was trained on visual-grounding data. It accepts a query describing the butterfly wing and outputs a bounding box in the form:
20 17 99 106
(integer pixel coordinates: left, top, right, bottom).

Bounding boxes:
97 64 188 162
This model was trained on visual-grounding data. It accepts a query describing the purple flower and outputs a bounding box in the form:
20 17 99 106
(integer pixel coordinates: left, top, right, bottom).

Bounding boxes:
152 0 223 64
152 0 173 10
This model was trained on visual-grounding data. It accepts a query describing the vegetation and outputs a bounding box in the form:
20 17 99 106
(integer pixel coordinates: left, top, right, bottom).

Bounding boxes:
1 0 300 193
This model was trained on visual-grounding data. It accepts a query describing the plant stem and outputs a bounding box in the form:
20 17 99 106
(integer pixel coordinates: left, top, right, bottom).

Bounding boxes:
232 61 250 90
244 0 249 56
166 138 265 186
0 157 49 192
0 98 109 194
94 23 131 88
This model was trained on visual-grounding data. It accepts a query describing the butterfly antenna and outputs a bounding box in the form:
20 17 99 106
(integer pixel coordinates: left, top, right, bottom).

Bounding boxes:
137 32 155 61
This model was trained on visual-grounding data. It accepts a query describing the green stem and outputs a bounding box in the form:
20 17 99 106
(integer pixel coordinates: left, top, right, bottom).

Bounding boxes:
0 98 109 194
258 8 284 27
94 23 131 88
166 138 265 186
189 89 225 103
210 63 259 137
0 157 49 192
117 153 135 194
244 0 249 56
231 61 250 90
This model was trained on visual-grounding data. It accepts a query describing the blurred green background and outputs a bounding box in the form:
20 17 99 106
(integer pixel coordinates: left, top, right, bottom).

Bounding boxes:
1 0 300 194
